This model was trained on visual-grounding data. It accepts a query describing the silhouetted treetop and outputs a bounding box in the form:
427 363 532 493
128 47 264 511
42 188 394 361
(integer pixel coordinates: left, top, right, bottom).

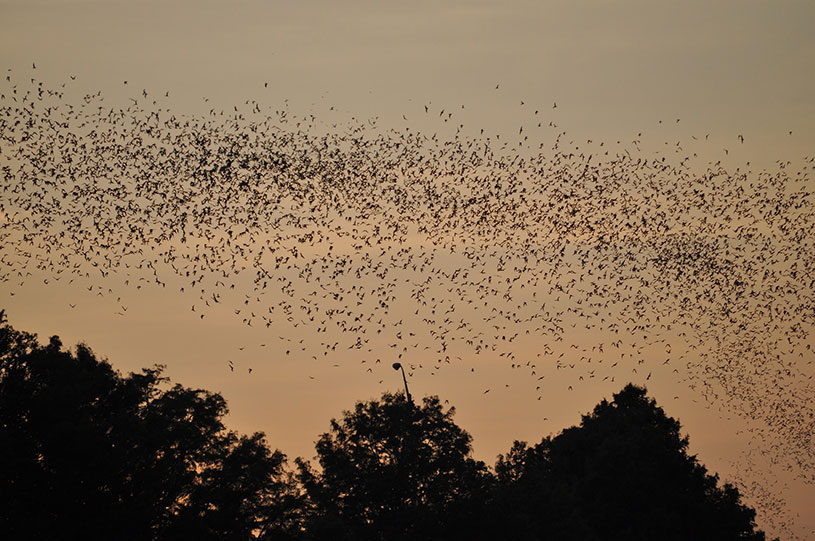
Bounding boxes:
297 392 492 541
494 383 768 541
0 312 771 540
0 311 301 541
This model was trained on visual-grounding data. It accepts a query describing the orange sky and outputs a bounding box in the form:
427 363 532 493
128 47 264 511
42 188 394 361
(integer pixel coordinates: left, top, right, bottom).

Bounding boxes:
2 1 814 538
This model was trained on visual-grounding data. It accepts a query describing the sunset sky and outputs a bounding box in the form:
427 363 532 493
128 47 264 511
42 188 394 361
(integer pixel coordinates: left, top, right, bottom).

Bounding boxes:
2 1 814 537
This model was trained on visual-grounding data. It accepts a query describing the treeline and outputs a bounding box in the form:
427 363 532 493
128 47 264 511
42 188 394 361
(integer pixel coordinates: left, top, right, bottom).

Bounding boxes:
0 312 769 540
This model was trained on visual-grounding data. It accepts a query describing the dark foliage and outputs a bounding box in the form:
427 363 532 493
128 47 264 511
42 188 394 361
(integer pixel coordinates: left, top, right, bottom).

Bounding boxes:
296 392 493 541
0 311 301 540
0 312 769 540
493 384 768 540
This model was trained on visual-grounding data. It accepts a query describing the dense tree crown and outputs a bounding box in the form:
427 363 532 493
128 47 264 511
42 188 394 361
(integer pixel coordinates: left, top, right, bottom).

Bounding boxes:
493 384 767 540
0 312 768 540
0 311 301 540
296 392 492 540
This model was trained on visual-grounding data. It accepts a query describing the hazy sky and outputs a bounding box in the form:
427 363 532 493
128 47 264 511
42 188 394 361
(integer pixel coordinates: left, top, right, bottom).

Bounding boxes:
2 1 814 537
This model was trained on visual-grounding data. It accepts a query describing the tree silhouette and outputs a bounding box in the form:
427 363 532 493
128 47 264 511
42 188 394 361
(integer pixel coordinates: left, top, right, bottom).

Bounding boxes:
0 311 301 540
494 383 768 540
297 392 493 541
1 311 772 539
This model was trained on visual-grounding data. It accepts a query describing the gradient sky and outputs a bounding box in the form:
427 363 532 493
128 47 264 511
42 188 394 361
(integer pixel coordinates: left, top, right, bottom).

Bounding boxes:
2 1 814 537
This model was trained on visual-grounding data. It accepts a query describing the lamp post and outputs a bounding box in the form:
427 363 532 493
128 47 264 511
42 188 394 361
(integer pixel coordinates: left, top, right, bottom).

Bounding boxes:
392 362 412 404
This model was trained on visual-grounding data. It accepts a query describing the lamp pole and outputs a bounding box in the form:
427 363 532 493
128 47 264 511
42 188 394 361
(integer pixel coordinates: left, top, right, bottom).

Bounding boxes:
392 362 412 404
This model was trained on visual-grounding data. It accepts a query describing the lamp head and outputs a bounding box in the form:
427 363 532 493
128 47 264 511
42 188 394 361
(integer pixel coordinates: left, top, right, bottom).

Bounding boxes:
392 362 402 371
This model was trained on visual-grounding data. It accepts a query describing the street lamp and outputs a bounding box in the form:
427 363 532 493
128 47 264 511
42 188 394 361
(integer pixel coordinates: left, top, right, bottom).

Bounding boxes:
392 362 412 404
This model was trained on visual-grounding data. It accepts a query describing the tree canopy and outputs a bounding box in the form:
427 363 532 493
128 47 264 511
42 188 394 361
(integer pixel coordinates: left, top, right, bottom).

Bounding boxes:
494 384 767 540
296 392 493 541
0 310 301 540
0 312 769 540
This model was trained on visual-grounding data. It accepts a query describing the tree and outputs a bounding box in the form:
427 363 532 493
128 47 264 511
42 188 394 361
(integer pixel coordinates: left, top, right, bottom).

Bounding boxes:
0 311 301 540
494 384 767 540
297 392 493 541
1 310 772 539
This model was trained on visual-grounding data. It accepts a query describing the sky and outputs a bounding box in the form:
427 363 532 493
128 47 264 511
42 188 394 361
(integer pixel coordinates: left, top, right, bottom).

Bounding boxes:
2 1 814 537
